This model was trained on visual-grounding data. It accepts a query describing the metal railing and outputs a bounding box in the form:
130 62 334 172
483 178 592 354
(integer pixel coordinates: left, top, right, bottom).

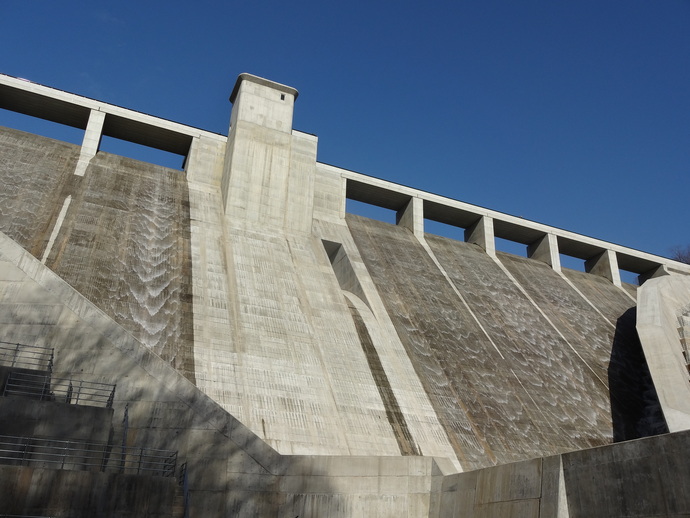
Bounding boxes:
0 342 53 372
0 435 177 477
2 372 116 408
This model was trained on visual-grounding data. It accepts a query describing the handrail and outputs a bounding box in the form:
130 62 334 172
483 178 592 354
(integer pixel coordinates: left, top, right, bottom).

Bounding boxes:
0 342 53 372
0 435 177 477
3 372 116 408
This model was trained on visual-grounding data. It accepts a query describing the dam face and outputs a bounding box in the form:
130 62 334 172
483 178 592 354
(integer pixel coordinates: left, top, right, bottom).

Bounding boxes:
0 72 689 516
0 127 196 381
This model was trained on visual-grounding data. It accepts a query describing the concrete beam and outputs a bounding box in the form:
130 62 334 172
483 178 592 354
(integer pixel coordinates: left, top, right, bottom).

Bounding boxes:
396 197 424 237
527 233 561 272
0 74 223 156
337 168 690 277
585 250 621 287
465 216 496 257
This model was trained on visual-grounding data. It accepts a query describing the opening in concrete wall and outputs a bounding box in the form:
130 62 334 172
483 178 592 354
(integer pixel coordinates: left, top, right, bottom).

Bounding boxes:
423 219 465 241
619 268 640 286
98 136 185 170
0 108 84 146
495 237 527 257
346 199 397 224
559 253 586 272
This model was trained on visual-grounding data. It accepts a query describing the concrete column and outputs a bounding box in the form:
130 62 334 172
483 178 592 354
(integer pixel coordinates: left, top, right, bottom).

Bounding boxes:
465 216 496 257
527 233 561 272
396 197 424 237
74 109 105 176
585 249 621 287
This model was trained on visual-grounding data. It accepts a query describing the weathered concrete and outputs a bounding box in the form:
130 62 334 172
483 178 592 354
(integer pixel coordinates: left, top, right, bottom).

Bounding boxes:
0 396 113 443
0 229 460 516
346 214 647 469
1 72 690 516
0 128 196 381
527 232 561 271
0 465 180 517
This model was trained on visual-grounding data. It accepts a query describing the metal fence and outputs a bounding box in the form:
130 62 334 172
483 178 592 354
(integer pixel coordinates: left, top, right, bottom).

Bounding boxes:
2 371 116 408
0 435 177 477
0 342 53 372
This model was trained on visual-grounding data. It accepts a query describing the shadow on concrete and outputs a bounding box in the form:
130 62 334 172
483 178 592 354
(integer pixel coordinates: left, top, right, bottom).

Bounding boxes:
608 308 668 441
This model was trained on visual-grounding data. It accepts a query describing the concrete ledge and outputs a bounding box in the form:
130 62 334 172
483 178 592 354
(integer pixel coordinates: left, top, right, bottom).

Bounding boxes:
230 73 299 103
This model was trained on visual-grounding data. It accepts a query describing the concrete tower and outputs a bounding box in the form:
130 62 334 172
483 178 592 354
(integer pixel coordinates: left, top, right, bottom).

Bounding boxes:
222 73 316 233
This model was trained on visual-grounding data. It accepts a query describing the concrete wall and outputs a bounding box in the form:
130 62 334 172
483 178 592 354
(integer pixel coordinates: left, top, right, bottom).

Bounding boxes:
0 397 113 443
0 228 458 516
434 429 690 518
1 72 690 516
0 127 195 381
344 214 665 470
0 465 180 517
0 74 680 469
637 275 690 431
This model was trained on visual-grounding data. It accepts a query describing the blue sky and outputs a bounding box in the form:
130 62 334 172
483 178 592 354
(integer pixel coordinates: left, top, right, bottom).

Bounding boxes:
1 0 689 271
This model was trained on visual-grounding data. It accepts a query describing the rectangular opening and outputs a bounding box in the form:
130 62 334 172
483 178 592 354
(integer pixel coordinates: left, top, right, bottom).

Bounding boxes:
0 108 84 146
559 254 586 272
495 237 527 257
423 219 465 241
619 268 640 286
98 135 185 170
345 199 397 224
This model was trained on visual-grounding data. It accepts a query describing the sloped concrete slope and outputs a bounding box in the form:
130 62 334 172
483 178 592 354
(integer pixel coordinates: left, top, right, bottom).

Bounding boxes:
0 127 195 381
347 215 663 470
0 127 79 256
0 229 457 517
499 254 666 441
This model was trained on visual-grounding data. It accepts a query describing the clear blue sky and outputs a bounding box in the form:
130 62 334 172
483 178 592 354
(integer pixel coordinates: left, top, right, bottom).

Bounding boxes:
1 0 689 271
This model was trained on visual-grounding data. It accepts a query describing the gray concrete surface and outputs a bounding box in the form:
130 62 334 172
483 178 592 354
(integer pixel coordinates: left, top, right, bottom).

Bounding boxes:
0 72 689 516
637 275 690 431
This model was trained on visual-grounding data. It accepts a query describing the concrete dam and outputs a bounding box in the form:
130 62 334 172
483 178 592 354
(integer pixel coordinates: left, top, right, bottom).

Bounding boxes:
1 72 690 516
